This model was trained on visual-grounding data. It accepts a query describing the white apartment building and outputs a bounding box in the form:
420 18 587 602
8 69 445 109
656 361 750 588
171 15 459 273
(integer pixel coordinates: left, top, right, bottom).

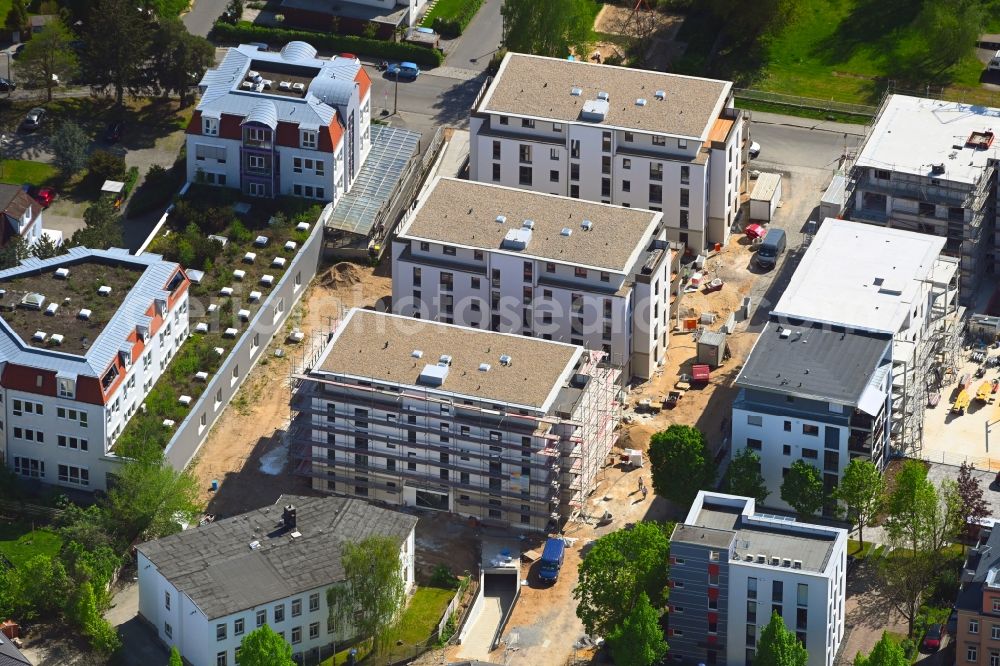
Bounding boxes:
391 178 673 381
290 308 621 532
851 94 999 302
731 220 961 510
189 42 372 201
1 248 189 491
137 495 417 666
669 491 847 666
0 184 46 249
469 52 745 253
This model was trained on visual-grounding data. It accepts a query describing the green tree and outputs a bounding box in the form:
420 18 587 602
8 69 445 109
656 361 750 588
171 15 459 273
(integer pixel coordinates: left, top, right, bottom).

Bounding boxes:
168 646 183 666
327 536 407 656
835 459 884 550
880 549 937 638
4 0 28 37
854 631 909 666
780 460 825 518
30 233 63 260
726 448 769 503
607 592 668 666
648 425 716 507
4 554 71 620
573 522 671 638
150 19 215 106
0 235 30 269
51 120 89 176
501 0 593 58
707 0 794 42
885 460 937 556
957 461 990 540
755 611 807 666
82 0 154 105
238 625 294 666
104 450 202 543
69 198 123 250
88 149 127 184
913 0 983 70
223 0 243 23
17 18 78 102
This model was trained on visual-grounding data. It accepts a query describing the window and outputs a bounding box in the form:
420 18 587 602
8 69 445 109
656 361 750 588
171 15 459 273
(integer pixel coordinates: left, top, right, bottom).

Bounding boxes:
993 625 1000 640
499 115 508 125
553 122 562 132
570 163 580 181
622 158 631 169
649 162 663 181
300 130 317 149
248 182 266 197
246 127 268 143
203 117 219 135
275 604 285 623
256 610 266 627
492 141 501 159
969 646 979 663
315 161 324 176
291 626 301 644
784 420 792 432
747 438 762 451
680 165 690 184
992 654 1000 666
234 618 244 636
602 155 611 174
164 622 172 639
309 622 320 640
649 184 662 203
575 267 587 279
570 184 579 198
165 591 171 610
874 168 891 180
622 180 630 192
519 166 532 186
624 131 634 142
14 457 44 478
309 593 320 612
803 425 819 436
293 157 303 173
58 435 88 451
747 577 757 599
802 448 818 459
550 170 559 182
521 118 535 128
492 163 501 181
58 377 75 398
796 583 808 606
783 445 791 456
519 145 532 163
972 619 981 634
678 138 688 149
747 415 762 426
602 131 611 152
680 188 690 207
57 464 88 486
652 135 666 146
216 652 227 666
570 139 580 158
291 599 301 617
679 210 689 229
747 600 757 623
217 623 227 641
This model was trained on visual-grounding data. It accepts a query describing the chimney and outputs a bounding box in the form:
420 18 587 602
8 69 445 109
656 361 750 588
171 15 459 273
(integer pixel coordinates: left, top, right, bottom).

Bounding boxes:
283 505 297 530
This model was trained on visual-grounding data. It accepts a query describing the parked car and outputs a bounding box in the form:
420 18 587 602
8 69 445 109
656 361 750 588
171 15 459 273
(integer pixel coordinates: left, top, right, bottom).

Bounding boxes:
921 623 944 652
749 141 761 158
11 44 24 60
24 185 55 208
754 227 786 270
387 62 420 80
537 537 566 584
0 78 15 92
105 121 123 143
21 107 45 131
947 609 958 636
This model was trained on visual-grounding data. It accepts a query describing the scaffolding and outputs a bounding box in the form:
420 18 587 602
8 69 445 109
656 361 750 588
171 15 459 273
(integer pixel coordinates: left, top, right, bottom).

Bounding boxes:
288 343 625 532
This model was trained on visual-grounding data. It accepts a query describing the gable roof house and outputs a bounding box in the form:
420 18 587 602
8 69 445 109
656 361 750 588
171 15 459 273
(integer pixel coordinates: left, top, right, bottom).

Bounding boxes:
0 185 46 250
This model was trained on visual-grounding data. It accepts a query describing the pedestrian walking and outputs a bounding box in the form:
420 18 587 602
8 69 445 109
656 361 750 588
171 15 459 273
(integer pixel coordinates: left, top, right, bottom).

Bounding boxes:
641 486 648 500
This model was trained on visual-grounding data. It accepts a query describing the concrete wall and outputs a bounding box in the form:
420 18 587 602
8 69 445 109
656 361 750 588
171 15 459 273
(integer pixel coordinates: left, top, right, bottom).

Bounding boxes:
162 211 325 472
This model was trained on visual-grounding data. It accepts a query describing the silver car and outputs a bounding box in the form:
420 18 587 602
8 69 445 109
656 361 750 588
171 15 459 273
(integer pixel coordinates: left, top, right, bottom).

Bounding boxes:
22 107 45 132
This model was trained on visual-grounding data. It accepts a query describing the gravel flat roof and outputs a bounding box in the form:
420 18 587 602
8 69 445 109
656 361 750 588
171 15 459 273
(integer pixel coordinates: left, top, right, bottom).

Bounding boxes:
480 53 731 139
400 178 661 272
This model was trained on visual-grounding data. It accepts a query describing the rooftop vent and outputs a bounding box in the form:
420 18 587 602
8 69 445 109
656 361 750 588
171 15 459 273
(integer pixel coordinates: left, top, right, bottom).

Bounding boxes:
495 215 507 224
499 354 512 366
560 227 573 237
655 90 666 100
44 303 58 316
570 87 583 96
249 540 261 550
195 322 209 334
597 91 609 101
417 363 449 387
439 354 453 366
291 82 305 91
97 285 111 296
78 308 91 320
756 554 766 563
21 293 45 310
581 220 593 231
32 330 46 342
782 558 792 567
283 504 297 530
411 349 424 359
522 219 535 230
580 98 610 122
50 333 63 345
501 227 532 251
931 163 946 175
635 98 647 106
792 560 802 569
290 531 302 539
779 328 791 339
770 556 780 566
54 268 69 279
479 363 491 372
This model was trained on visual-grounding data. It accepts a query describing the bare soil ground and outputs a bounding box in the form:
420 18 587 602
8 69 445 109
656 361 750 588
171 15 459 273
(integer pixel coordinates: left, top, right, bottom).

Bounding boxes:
591 4 686 70
189 261 392 518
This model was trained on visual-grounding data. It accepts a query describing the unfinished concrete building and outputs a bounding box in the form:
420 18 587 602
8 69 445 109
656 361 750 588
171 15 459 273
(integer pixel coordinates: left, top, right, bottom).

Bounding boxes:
290 308 622 531
850 94 998 303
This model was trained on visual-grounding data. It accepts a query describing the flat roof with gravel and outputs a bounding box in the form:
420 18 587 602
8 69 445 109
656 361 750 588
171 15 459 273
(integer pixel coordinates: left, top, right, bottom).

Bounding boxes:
314 309 583 410
400 178 662 272
479 52 732 139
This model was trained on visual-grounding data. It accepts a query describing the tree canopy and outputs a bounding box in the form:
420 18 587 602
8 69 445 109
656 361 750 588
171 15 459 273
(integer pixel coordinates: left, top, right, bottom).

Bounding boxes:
780 460 825 518
150 19 215 106
755 611 808 666
835 459 884 549
4 0 28 36
727 447 769 503
327 536 407 655
52 121 89 176
169 647 183 666
648 425 716 507
82 0 154 105
957 461 989 540
18 18 78 102
501 0 593 58
607 592 668 666
853 631 909 666
238 625 294 666
885 460 938 555
573 521 671 638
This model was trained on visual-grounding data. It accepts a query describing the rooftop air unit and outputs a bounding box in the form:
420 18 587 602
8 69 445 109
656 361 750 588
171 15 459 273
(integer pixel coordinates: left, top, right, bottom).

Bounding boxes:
417 363 449 387
54 268 69 279
279 81 291 90
479 363 491 372
580 98 610 122
45 303 58 315
560 227 572 237
597 91 609 101
570 87 583 96
495 215 507 224
291 82 305 91
98 285 111 296
792 560 802 569
439 354 453 366
32 331 46 342
50 333 63 345
931 163 946 175
756 554 766 563
782 558 792 567
655 90 666 100
635 98 647 106
581 220 593 231
499 354 512 366
522 219 535 230
501 227 532 251
412 349 424 358
771 556 780 566
78 308 91 320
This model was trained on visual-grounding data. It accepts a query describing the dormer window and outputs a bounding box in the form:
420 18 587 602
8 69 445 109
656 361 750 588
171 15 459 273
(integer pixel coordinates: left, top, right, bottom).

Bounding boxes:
203 117 219 136
57 377 75 399
300 130 317 149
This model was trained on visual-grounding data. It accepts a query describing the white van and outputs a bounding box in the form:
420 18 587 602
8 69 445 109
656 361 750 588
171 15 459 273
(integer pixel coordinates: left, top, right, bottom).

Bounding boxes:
988 50 1000 72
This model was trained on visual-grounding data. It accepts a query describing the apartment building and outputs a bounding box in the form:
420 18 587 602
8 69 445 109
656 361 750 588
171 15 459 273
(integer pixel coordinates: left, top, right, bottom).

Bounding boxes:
851 94 998 302
137 495 416 666
732 221 960 508
188 42 372 201
0 185 46 249
290 308 621 532
0 248 189 491
391 178 673 380
668 491 847 666
469 52 745 253
955 523 1000 666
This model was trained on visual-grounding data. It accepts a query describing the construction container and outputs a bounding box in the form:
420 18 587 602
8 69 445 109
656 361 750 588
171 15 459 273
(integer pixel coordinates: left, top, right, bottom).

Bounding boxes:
750 172 782 222
697 330 727 367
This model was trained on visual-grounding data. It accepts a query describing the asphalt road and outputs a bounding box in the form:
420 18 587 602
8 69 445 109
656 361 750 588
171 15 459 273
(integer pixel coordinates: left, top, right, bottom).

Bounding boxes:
183 0 227 37
751 119 866 171
366 66 484 142
443 0 503 71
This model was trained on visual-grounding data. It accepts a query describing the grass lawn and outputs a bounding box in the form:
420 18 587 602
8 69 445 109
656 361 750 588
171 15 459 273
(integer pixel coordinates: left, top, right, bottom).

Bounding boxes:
847 539 878 559
0 159 57 187
320 586 457 665
0 523 63 568
421 0 475 22
677 0 1000 107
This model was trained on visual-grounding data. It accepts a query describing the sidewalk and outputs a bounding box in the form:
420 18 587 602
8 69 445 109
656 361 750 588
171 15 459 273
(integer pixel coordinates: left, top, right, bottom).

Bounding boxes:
749 110 869 136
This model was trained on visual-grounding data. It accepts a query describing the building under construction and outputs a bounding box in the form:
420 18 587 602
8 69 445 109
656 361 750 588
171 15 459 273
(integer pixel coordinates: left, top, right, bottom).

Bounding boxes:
850 94 998 304
289 308 623 532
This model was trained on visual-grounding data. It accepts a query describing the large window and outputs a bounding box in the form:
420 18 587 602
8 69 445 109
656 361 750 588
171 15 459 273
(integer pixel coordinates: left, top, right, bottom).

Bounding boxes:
57 464 88 486
203 117 219 136
300 129 317 149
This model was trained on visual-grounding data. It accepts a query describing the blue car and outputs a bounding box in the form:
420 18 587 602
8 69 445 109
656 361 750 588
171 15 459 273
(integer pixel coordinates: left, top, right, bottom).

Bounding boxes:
387 62 420 80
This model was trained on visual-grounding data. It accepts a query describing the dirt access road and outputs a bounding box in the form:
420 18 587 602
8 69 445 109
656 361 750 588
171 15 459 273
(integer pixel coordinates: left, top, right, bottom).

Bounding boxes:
189 262 392 518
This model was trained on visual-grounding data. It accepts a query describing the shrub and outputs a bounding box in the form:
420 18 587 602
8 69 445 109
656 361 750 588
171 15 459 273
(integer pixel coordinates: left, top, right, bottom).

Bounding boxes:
122 166 140 199
211 21 444 67
87 150 127 184
430 564 459 589
428 0 482 37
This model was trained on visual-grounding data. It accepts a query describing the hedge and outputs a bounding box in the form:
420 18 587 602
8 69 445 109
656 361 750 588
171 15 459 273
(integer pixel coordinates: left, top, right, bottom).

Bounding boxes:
211 22 444 67
427 0 483 38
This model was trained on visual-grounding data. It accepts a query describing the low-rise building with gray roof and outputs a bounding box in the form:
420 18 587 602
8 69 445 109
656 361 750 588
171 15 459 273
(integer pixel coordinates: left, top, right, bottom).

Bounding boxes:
137 494 417 666
669 491 847 666
469 52 746 254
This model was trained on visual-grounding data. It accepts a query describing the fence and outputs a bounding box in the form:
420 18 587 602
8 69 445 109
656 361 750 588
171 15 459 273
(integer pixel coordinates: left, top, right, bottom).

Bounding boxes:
0 498 63 521
917 447 1000 471
435 585 464 637
161 210 327 471
734 88 878 119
